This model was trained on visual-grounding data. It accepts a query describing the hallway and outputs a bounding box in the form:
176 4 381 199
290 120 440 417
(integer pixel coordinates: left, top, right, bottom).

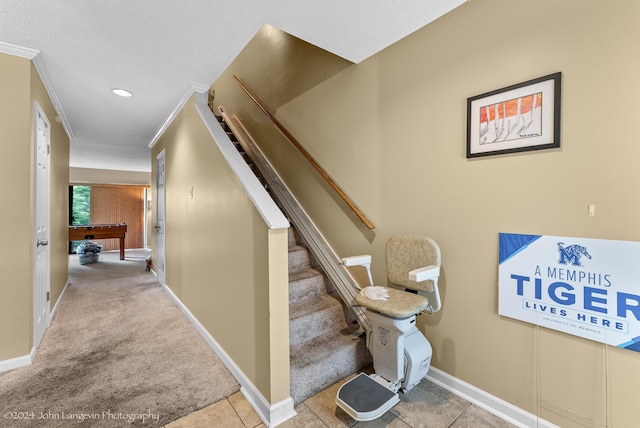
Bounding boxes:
65 252 516 427
0 249 239 427
1 249 517 427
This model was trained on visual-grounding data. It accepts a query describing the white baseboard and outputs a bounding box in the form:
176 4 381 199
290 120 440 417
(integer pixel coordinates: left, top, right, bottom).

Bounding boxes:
1 281 71 374
162 283 296 427
51 280 70 320
426 367 558 428
0 348 35 373
240 386 296 428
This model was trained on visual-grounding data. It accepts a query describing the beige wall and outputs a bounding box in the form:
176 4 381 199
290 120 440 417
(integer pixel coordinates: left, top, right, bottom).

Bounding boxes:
151 98 289 403
70 167 150 186
0 53 69 361
211 1 640 426
0 54 33 360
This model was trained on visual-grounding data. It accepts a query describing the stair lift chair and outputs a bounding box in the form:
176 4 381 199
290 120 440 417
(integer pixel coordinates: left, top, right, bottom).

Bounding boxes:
336 235 442 421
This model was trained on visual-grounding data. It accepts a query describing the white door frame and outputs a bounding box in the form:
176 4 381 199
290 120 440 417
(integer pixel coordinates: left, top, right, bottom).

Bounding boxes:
33 101 51 349
155 149 166 286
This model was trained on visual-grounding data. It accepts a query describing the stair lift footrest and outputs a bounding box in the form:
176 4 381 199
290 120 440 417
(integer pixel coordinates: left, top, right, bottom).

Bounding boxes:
336 373 400 421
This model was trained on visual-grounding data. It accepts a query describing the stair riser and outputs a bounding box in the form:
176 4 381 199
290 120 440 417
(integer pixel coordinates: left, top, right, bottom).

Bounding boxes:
288 228 298 247
290 337 372 403
289 303 345 346
288 246 310 272
289 272 326 304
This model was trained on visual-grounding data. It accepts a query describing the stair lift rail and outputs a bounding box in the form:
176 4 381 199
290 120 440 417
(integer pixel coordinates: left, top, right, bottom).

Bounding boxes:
218 106 371 334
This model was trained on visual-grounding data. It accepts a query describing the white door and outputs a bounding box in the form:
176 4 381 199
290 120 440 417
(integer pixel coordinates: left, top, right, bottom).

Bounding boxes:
155 150 166 286
34 102 51 349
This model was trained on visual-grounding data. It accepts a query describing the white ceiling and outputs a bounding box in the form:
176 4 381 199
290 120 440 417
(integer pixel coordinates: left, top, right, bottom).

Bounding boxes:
0 0 466 173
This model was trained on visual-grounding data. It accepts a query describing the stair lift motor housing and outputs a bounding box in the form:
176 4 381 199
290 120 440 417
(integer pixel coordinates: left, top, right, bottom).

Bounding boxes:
402 326 432 392
367 310 431 392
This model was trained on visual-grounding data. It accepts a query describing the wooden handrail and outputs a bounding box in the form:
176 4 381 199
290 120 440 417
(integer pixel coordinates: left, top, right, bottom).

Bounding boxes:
219 106 371 333
233 75 375 230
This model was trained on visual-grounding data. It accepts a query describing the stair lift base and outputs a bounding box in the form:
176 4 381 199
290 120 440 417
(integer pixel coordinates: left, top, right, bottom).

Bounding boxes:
336 373 400 421
337 237 441 421
336 311 432 421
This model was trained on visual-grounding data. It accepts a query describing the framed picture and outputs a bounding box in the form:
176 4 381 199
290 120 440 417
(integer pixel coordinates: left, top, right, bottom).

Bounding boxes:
467 72 561 158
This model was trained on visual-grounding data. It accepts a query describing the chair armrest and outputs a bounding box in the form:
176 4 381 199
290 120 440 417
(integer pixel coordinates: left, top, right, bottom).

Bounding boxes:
408 265 439 282
342 255 373 287
342 255 372 267
409 265 442 313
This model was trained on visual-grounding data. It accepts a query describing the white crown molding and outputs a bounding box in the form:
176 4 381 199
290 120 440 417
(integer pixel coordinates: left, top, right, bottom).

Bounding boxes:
148 81 211 148
0 41 74 139
31 54 74 139
0 40 39 58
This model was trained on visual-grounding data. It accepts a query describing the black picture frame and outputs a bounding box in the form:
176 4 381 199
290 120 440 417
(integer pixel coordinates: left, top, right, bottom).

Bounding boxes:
466 72 561 158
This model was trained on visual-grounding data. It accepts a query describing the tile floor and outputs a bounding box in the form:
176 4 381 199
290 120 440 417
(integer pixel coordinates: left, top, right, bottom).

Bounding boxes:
166 372 517 428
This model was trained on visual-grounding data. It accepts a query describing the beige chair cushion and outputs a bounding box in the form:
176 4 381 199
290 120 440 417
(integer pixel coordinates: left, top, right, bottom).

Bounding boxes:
355 286 428 318
385 235 440 293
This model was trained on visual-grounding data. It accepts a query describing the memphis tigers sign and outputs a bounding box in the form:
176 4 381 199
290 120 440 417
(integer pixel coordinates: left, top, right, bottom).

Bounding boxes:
499 233 640 352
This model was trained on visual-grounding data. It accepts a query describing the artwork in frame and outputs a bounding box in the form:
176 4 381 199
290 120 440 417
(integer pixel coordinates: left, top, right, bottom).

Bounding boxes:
466 72 561 158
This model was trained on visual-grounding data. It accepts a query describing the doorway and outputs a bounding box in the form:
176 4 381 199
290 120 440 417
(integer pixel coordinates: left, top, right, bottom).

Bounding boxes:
33 101 50 349
68 184 147 253
155 150 166 286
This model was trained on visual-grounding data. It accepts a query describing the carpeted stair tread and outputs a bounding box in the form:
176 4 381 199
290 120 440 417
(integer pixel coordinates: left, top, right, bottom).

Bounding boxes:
290 328 368 368
290 329 372 403
289 266 323 282
289 295 347 346
289 268 330 304
289 293 342 320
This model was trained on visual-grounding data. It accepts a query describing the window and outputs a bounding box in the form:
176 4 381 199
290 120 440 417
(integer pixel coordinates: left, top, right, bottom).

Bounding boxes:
71 185 91 225
69 185 91 253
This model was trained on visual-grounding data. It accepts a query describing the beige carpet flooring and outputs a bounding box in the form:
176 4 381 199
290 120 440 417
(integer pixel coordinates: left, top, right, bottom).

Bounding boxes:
0 249 240 427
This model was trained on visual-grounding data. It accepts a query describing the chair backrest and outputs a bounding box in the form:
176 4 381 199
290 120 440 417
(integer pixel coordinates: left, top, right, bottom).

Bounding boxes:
385 235 441 293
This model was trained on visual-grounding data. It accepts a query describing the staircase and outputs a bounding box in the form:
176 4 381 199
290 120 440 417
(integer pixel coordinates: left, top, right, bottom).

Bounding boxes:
288 226 371 403
216 113 371 403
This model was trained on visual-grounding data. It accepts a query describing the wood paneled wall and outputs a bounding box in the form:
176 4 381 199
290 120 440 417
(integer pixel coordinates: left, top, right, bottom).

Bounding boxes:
89 185 147 251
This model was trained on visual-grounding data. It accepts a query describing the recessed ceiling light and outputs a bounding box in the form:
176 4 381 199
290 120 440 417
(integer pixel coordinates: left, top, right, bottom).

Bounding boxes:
111 88 133 97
